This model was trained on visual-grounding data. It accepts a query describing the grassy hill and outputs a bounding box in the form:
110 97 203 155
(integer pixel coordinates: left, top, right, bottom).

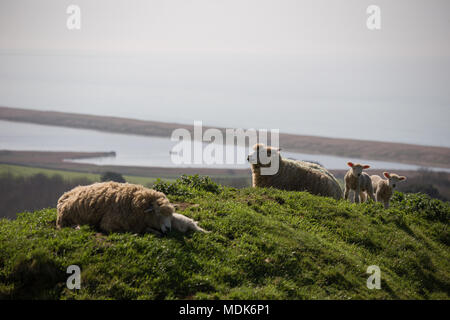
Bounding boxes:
0 176 449 300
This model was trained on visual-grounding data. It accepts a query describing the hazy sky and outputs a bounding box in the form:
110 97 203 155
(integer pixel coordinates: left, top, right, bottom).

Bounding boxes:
0 1 449 146
1 0 449 57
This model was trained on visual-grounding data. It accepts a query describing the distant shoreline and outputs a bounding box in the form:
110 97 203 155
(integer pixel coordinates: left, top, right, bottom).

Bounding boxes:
2 150 449 200
0 150 250 179
1 106 449 169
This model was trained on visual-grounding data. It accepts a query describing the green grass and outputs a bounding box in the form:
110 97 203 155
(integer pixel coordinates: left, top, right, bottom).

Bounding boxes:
0 163 160 186
0 176 449 300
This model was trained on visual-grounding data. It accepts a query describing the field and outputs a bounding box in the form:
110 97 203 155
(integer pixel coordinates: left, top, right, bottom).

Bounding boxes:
0 163 160 186
0 150 251 189
0 176 448 299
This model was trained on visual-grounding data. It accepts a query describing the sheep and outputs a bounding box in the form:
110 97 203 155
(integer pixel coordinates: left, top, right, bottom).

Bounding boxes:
371 172 407 209
344 162 376 203
56 181 207 234
247 143 343 200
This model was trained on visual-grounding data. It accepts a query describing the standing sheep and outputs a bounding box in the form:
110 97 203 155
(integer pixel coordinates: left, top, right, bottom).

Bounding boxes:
344 162 376 203
371 172 407 209
247 144 343 200
56 181 207 234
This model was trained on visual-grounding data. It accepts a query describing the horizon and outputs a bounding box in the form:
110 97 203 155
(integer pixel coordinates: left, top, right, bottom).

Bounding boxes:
1 105 450 150
0 1 449 148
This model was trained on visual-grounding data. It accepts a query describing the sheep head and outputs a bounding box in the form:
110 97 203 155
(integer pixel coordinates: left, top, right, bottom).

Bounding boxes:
139 190 175 234
347 162 370 178
383 172 407 189
247 143 281 168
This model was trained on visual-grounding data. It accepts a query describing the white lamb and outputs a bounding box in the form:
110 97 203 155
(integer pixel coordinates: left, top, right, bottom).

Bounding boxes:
371 172 407 209
344 162 376 203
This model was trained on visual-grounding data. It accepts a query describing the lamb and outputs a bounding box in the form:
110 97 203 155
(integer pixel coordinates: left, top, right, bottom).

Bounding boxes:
56 181 208 234
371 172 407 209
171 213 209 233
247 143 343 200
344 162 376 203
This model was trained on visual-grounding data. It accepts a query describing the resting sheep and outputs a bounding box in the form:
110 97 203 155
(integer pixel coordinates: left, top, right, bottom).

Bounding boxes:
247 144 343 200
344 162 376 203
56 181 207 234
371 172 407 209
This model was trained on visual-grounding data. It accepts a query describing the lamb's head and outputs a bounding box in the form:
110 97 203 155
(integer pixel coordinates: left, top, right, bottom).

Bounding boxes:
347 162 370 178
247 143 281 168
383 172 406 189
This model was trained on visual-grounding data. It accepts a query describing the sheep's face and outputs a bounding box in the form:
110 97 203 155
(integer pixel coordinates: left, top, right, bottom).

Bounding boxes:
347 162 370 178
383 172 406 189
143 194 175 233
247 144 281 168
143 197 174 216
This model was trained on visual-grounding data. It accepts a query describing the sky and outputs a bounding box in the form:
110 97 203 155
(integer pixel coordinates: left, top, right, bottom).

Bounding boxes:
0 0 449 147
1 0 449 56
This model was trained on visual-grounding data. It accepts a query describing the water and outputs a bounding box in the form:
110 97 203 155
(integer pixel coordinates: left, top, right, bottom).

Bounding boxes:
0 54 449 148
1 120 448 172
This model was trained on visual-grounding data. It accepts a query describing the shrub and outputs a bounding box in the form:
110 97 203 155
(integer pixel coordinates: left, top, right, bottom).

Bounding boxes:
0 172 92 219
153 175 221 197
392 192 450 222
100 171 126 183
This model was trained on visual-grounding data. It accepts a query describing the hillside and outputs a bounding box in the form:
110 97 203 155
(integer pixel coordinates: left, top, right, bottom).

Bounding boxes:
0 176 449 299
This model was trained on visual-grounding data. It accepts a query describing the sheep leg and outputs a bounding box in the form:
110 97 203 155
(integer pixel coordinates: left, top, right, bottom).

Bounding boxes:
367 185 376 201
344 185 350 200
359 192 366 203
145 227 163 236
354 187 360 203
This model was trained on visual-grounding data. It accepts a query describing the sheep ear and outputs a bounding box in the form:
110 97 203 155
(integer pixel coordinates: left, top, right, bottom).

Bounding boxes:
383 172 390 178
347 162 354 167
363 165 370 169
399 176 407 181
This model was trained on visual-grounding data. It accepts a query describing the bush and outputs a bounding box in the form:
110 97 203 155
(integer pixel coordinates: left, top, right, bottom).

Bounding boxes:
153 175 221 196
100 171 126 183
392 192 450 222
398 183 443 201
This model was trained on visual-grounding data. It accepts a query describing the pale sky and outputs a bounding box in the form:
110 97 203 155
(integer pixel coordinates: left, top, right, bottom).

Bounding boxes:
0 0 449 146
0 0 449 57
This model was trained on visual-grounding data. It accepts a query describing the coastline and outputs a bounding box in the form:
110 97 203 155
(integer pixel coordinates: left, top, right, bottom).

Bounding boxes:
1 106 449 169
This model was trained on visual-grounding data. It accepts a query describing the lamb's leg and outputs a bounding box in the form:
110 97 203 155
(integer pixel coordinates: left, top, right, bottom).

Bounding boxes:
354 187 360 203
375 191 381 203
367 185 376 201
359 192 366 203
344 185 350 200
